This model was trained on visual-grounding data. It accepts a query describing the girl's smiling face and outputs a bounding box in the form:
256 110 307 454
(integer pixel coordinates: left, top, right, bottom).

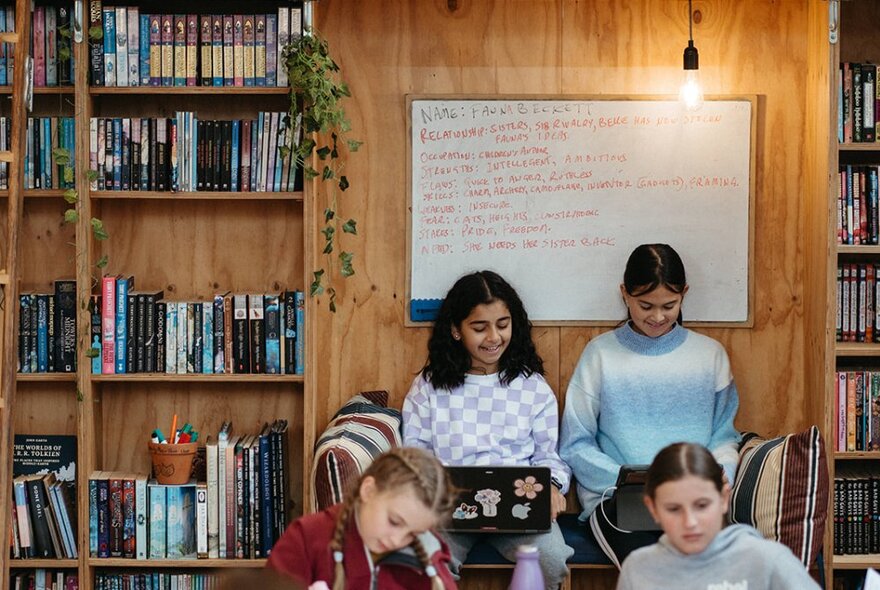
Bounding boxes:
453 299 512 375
621 284 688 338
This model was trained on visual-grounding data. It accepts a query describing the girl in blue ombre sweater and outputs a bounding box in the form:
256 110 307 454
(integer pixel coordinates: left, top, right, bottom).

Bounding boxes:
559 244 740 569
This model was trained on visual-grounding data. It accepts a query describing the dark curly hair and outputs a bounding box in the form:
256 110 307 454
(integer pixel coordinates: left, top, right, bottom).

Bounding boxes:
422 270 543 390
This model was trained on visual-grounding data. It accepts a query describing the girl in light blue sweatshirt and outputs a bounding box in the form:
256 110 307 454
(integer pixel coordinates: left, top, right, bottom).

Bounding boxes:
616 443 819 590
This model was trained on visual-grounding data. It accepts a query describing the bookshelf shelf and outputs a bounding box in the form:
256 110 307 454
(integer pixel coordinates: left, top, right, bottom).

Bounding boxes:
89 87 289 96
88 558 267 568
837 245 880 255
830 555 880 569
9 559 79 569
835 342 880 356
839 142 880 152
834 451 880 460
16 373 76 382
0 85 75 95
90 191 303 201
90 373 304 383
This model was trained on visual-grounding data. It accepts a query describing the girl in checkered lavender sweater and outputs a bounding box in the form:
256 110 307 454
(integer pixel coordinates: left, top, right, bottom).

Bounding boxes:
403 270 573 590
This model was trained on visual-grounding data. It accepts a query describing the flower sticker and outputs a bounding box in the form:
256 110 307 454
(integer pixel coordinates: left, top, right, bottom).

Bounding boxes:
474 488 502 517
514 476 544 500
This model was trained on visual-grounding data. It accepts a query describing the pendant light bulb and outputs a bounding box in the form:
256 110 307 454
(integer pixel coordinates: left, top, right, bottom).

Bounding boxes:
679 3 703 112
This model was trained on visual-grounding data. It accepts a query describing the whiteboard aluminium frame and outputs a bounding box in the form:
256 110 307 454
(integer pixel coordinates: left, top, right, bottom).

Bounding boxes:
405 94 757 328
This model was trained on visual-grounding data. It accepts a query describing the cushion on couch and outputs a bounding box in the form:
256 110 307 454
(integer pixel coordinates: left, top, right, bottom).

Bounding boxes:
311 391 402 511
729 425 829 567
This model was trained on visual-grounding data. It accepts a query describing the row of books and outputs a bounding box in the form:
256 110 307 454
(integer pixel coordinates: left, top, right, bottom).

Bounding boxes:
837 165 880 246
89 112 299 193
11 474 78 559
95 572 217 590
88 4 302 88
25 117 76 190
88 420 290 560
839 62 880 144
17 281 77 374
834 371 880 453
94 277 304 375
11 570 78 590
32 4 74 87
836 263 880 343
833 475 880 555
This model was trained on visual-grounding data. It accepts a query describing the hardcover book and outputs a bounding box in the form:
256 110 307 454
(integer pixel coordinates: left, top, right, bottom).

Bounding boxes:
89 0 105 86
127 7 139 86
114 6 128 87
186 15 198 86
102 7 116 87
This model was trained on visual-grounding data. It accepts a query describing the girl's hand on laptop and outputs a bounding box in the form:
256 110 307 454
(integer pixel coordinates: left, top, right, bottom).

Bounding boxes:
550 486 566 521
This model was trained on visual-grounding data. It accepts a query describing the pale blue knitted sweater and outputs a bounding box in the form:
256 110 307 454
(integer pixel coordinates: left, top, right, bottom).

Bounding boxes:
559 322 740 520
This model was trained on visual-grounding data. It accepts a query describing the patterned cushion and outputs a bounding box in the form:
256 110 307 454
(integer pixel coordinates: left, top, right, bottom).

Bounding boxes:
730 425 829 567
311 391 402 511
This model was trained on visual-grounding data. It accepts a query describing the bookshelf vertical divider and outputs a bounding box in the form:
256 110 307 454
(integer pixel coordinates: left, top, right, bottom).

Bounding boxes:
0 0 31 582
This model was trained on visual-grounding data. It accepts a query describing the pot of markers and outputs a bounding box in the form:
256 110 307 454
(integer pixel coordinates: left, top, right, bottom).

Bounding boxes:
148 414 199 485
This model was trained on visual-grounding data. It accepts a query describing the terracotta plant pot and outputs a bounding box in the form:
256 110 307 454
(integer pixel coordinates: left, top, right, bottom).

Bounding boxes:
148 441 197 485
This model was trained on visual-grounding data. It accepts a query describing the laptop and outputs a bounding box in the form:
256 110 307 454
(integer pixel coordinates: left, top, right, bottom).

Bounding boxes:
614 465 661 532
444 466 552 533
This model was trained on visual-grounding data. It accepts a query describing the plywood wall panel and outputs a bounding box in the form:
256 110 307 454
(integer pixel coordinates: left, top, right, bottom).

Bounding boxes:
310 0 814 442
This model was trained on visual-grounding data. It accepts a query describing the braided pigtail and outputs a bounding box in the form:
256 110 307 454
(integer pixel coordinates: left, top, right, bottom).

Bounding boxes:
411 535 446 590
330 496 357 590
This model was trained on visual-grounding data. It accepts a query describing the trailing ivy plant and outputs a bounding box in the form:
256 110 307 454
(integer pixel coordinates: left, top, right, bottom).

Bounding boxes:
281 29 361 313
53 147 108 368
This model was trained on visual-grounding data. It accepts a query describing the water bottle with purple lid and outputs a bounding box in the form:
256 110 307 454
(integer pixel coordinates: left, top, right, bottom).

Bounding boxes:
508 544 545 590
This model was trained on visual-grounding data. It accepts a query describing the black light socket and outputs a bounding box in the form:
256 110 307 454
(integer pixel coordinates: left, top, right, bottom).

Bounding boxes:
683 40 699 71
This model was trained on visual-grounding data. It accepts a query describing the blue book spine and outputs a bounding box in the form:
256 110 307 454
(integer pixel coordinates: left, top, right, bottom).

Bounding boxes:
230 119 239 192
139 14 151 86
89 476 99 556
0 8 7 86
166 485 196 559
265 14 276 87
114 277 130 373
264 295 280 374
273 123 283 192
148 484 167 559
202 303 213 374
36 294 49 372
294 290 304 374
259 432 273 554
42 118 52 188
102 8 116 87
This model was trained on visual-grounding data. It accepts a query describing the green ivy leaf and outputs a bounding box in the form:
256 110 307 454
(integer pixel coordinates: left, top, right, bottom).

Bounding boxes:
347 139 363 152
96 254 109 269
328 287 337 313
58 46 71 61
342 219 357 234
87 169 101 182
338 176 349 191
303 167 319 180
316 146 331 160
310 269 325 296
85 347 99 358
323 241 333 254
64 208 79 223
324 208 335 222
63 188 78 204
88 25 103 40
339 251 355 277
63 167 74 184
321 226 335 240
91 218 109 240
322 166 334 180
278 145 290 159
53 147 70 165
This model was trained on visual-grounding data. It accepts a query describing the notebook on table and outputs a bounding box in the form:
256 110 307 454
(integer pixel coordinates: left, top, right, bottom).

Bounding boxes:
444 466 552 533
614 464 661 532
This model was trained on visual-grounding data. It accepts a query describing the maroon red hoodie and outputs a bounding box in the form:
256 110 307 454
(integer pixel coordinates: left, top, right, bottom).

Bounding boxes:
268 504 457 590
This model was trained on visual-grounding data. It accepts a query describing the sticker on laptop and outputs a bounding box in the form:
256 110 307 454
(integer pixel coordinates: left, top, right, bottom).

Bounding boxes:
514 476 544 499
452 503 479 520
474 488 501 517
512 502 532 520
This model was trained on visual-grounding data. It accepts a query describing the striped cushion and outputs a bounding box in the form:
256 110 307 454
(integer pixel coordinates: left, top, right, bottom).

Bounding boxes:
311 391 402 511
730 425 829 567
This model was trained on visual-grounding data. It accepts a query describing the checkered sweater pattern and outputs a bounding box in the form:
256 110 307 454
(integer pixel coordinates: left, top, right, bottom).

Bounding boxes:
403 372 571 494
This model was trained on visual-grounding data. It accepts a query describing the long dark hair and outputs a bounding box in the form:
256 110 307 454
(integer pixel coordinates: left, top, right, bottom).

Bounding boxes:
622 243 688 324
422 270 543 390
644 442 724 500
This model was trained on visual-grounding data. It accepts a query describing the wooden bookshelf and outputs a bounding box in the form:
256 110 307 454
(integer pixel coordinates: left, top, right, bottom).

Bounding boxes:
826 3 880 587
0 2 314 589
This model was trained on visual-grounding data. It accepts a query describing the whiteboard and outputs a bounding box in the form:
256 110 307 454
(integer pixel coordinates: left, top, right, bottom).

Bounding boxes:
407 97 755 324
